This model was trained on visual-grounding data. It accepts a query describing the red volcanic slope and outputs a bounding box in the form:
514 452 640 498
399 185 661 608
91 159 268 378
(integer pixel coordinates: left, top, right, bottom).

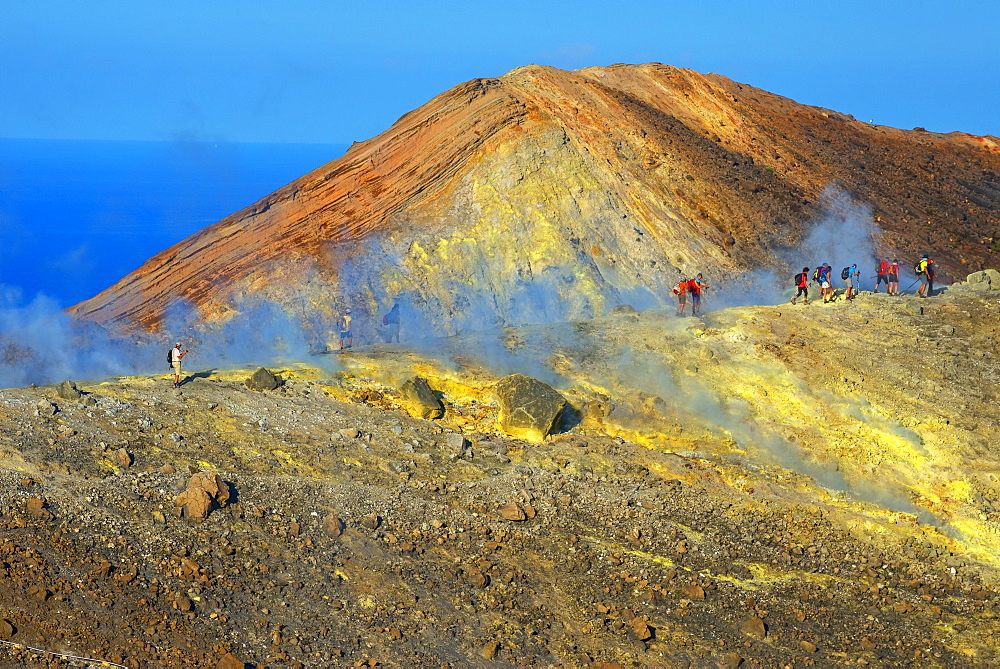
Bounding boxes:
71 63 1000 328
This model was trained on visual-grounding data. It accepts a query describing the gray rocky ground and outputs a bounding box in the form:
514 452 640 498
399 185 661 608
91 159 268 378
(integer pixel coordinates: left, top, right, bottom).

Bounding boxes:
1 283 999 667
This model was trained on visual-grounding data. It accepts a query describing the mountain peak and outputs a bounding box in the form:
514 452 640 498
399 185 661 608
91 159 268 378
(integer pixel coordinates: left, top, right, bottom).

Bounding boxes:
71 63 1000 334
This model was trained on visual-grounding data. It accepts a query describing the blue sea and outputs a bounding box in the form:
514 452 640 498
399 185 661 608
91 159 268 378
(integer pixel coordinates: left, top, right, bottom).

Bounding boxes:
0 138 347 309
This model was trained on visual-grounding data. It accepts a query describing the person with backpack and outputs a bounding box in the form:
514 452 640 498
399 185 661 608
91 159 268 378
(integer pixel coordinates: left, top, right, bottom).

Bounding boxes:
168 342 188 388
842 264 858 300
382 302 401 343
873 258 890 293
672 276 688 316
888 259 900 295
688 276 703 316
818 264 833 303
916 254 935 297
791 267 809 304
695 273 709 307
338 309 353 350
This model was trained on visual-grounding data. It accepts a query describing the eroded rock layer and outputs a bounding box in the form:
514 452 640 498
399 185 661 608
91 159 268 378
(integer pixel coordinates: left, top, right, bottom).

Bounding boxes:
70 63 1000 331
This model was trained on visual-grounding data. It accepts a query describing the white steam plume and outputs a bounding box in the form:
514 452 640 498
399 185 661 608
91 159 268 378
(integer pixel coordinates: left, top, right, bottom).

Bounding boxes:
0 290 341 389
708 184 883 309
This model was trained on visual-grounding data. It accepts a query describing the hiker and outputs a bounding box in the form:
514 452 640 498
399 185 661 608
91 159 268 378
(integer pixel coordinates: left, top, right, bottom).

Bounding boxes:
818 264 833 303
874 258 890 293
916 254 935 297
888 258 900 295
382 302 401 343
791 267 809 304
338 309 353 350
673 276 688 316
169 342 188 388
688 276 703 316
842 264 859 300
696 273 709 306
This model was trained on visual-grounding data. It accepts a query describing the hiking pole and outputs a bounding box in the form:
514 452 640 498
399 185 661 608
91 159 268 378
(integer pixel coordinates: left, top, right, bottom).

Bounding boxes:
903 278 920 292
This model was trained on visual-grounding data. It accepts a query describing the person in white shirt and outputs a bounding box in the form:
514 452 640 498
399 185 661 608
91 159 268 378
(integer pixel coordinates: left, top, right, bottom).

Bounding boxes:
171 342 188 388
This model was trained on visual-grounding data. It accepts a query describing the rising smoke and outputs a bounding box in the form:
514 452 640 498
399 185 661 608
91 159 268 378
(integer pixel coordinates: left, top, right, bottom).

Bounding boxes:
0 286 156 387
0 289 341 389
709 184 884 308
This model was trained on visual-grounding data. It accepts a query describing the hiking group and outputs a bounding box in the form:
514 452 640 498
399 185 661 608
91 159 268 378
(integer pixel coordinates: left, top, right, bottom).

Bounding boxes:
338 302 403 351
673 273 709 317
791 254 935 305
160 254 938 384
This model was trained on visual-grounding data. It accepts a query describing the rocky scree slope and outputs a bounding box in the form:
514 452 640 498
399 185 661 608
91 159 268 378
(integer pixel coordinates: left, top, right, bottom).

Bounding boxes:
5 286 1000 667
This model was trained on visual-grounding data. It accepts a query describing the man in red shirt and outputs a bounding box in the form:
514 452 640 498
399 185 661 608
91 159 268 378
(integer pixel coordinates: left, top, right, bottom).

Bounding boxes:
874 258 890 293
792 267 809 305
888 259 900 295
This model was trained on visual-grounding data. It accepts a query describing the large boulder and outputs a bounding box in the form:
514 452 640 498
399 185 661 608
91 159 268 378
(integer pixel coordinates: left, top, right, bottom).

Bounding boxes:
399 376 444 420
495 374 566 442
246 367 281 391
965 269 1000 291
175 471 232 521
56 380 82 400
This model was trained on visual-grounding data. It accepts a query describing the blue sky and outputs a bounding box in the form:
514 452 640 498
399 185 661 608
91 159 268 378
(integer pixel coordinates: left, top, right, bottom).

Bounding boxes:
1 0 998 143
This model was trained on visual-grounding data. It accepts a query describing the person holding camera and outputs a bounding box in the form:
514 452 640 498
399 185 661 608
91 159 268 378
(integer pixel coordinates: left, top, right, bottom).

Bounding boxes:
170 342 189 388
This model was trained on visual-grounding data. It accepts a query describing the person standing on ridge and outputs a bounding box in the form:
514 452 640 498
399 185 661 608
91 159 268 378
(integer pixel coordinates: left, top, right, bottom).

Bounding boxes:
874 258 890 293
917 254 935 297
673 275 688 316
169 342 188 388
791 267 809 304
688 276 703 316
695 273 709 309
888 258 900 295
338 309 353 350
819 264 833 303
382 302 401 343
843 264 859 300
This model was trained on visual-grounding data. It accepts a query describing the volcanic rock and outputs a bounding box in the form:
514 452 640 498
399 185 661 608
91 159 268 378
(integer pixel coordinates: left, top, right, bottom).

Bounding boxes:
631 619 654 641
399 376 444 420
216 653 246 669
245 367 281 391
35 398 57 416
739 617 767 639
56 380 82 400
966 269 1000 290
26 498 54 521
495 374 566 442
443 432 469 456
322 514 344 538
175 471 231 520
481 640 500 659
114 448 133 469
719 653 743 668
498 503 527 521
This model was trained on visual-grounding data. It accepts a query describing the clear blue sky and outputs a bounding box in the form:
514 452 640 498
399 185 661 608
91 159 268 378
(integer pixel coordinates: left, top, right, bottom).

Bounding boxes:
2 0 998 144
